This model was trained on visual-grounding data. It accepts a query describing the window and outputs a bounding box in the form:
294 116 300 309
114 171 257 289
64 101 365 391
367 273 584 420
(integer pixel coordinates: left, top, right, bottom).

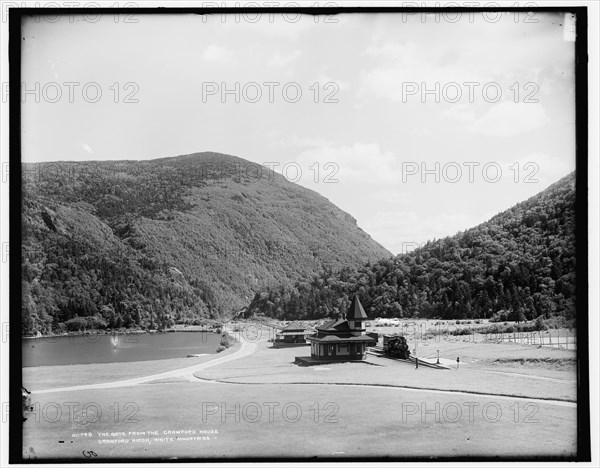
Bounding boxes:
355 321 362 328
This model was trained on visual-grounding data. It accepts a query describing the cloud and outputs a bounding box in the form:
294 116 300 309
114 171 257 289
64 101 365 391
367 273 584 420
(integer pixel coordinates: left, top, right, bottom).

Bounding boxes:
441 104 477 123
509 152 574 186
267 50 302 68
371 189 412 207
216 14 319 40
470 102 549 136
266 131 335 149
364 210 492 256
359 41 489 103
201 44 233 63
293 142 401 187
442 101 550 137
82 144 93 154
364 41 417 62
313 72 350 93
48 60 58 80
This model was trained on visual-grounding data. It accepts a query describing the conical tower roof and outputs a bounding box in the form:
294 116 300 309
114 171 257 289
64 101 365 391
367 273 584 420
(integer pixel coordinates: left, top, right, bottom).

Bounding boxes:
347 295 368 320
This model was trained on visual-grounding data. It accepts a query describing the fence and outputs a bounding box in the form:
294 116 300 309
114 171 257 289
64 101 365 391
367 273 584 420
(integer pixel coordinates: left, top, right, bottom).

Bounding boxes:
386 326 578 351
483 329 577 350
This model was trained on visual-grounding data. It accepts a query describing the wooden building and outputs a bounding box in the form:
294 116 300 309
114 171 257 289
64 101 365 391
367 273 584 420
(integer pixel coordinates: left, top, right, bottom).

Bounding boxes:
307 296 376 361
273 323 314 348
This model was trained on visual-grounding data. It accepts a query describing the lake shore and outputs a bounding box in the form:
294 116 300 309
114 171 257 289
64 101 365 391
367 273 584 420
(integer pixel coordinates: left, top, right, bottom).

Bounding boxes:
22 323 226 340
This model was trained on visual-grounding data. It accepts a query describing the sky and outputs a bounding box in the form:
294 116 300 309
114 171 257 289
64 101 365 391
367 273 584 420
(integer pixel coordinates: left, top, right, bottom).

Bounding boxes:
20 10 577 255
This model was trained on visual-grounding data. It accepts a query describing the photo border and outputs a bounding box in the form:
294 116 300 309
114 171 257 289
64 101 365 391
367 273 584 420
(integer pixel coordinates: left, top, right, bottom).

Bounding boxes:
8 5 590 463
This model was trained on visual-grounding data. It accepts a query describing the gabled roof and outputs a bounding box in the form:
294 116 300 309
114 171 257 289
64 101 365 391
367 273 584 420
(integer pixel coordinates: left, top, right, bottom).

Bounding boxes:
331 318 351 331
317 319 338 331
278 330 310 336
317 318 352 332
281 321 307 332
346 295 368 321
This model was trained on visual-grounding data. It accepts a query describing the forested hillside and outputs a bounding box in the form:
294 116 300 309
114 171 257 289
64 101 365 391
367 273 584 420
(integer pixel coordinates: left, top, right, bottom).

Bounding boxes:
21 152 391 336
246 173 577 324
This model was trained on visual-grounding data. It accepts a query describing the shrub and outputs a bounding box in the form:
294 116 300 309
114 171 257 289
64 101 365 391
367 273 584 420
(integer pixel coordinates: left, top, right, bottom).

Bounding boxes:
216 345 227 353
490 310 511 323
450 328 473 336
219 338 231 348
217 331 235 352
64 317 87 332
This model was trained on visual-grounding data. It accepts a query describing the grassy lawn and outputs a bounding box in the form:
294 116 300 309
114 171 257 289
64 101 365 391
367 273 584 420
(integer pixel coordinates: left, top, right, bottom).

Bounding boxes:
23 380 576 460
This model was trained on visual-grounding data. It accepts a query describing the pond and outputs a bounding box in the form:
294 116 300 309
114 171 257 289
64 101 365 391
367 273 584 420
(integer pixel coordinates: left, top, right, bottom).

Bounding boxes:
22 331 222 367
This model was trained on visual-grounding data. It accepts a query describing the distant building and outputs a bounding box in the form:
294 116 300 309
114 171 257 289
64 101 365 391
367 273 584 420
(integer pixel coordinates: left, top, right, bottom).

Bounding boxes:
306 296 376 361
273 322 314 347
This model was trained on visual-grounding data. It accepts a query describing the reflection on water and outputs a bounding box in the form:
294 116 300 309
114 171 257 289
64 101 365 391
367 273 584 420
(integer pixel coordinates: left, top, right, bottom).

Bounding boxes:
22 332 221 367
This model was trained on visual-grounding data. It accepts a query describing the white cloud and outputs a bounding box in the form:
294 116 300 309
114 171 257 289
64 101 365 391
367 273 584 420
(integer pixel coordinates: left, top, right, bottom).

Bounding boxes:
267 50 302 68
217 14 319 40
201 44 233 63
266 131 335 149
314 72 351 92
470 102 549 136
371 189 412 207
508 152 574 186
365 41 418 62
441 104 477 123
364 210 492 256
359 41 489 103
293 142 401 187
48 60 58 80
442 101 550 137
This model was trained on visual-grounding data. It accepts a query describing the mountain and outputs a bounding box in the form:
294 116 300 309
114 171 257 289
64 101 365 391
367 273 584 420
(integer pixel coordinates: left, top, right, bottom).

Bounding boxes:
246 172 577 324
21 152 391 336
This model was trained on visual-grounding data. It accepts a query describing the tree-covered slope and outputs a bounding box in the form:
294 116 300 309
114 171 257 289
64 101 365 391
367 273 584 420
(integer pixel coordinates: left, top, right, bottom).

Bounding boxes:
246 172 577 323
21 152 391 336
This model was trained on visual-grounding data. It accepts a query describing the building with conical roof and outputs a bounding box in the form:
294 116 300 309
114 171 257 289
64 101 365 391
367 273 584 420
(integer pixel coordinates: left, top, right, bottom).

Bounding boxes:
305 295 376 361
